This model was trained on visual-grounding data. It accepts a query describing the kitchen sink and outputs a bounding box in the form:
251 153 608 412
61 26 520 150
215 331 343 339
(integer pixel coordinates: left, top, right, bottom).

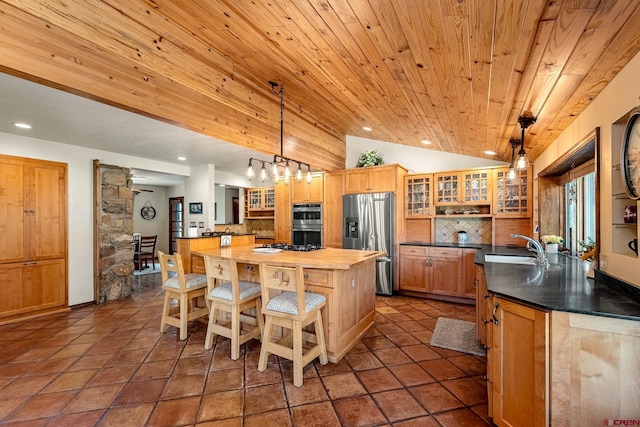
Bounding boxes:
484 254 538 265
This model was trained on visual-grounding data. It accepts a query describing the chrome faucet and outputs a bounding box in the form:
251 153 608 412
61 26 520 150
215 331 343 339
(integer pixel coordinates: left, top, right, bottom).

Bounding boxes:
510 234 549 267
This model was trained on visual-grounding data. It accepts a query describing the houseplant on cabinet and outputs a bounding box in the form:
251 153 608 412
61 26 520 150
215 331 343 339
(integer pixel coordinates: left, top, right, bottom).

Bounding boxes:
355 149 384 167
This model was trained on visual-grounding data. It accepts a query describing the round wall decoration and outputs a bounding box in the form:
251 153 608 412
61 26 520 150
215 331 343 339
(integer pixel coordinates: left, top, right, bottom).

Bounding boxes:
141 202 156 220
621 110 640 200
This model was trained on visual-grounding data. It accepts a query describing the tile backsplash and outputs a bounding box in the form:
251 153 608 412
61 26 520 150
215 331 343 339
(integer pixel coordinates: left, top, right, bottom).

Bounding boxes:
435 217 492 244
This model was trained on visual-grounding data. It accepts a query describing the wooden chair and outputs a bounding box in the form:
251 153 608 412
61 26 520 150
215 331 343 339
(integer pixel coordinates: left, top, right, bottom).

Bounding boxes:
203 256 264 360
158 251 209 340
135 235 157 271
258 262 328 387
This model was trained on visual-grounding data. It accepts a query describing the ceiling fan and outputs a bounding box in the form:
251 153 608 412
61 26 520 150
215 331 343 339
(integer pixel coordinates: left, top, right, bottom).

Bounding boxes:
131 187 154 195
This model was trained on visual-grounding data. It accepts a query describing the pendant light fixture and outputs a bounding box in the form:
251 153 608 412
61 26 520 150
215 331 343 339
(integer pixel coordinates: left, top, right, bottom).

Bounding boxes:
247 81 312 185
507 139 520 180
515 113 537 170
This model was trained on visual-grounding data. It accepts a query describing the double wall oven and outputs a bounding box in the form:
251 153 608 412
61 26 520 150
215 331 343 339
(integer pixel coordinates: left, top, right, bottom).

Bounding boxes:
292 203 322 246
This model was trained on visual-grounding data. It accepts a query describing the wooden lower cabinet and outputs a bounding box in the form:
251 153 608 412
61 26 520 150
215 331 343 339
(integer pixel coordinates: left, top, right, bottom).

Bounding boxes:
488 297 549 427
0 259 67 319
475 264 489 345
399 245 474 301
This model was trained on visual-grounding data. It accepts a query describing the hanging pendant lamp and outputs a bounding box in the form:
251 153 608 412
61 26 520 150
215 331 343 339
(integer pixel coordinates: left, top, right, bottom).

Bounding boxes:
515 113 536 170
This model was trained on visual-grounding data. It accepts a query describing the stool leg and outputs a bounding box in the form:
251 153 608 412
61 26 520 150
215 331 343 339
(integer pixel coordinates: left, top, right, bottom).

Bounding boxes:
258 316 272 372
231 305 240 360
179 293 188 340
255 298 264 341
315 311 328 365
293 319 303 387
204 301 217 350
160 292 171 333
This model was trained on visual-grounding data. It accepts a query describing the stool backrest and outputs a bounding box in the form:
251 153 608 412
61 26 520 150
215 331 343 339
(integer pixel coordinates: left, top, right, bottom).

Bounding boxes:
203 256 241 300
259 262 306 317
158 251 187 291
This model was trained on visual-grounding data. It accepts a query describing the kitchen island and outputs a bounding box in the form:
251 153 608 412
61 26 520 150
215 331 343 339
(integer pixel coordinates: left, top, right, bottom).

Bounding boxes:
193 245 384 363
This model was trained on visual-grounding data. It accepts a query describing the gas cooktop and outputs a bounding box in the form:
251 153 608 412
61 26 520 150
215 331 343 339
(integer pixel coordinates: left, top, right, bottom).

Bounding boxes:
262 243 323 252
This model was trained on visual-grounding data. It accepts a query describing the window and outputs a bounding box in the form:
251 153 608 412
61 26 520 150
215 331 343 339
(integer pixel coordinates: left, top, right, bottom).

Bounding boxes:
565 172 596 256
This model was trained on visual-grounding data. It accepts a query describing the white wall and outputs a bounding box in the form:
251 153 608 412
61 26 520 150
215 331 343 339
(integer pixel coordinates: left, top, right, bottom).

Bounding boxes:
346 135 508 172
533 50 640 287
0 132 190 305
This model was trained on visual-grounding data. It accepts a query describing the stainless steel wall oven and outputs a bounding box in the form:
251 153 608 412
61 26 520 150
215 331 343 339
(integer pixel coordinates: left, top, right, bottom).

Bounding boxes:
292 203 322 246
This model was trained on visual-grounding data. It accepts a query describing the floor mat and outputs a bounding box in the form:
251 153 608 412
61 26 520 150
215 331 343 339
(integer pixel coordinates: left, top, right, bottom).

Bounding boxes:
430 317 486 357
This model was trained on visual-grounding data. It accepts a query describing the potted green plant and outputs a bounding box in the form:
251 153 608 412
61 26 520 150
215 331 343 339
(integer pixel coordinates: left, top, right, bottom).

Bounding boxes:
540 235 563 253
355 149 384 167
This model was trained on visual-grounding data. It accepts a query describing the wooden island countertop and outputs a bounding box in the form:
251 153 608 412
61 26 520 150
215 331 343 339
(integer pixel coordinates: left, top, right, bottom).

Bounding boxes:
193 245 384 363
192 246 383 269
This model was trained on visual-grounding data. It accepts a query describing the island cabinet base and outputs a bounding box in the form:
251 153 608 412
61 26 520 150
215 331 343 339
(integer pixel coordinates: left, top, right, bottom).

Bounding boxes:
305 259 376 363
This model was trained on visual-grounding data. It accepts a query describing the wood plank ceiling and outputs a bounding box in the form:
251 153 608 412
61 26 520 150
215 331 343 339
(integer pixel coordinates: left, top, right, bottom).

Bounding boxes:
1 0 640 172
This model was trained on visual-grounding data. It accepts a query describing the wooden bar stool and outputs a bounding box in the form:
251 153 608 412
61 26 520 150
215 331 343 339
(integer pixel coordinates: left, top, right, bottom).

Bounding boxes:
203 256 263 360
258 262 328 387
158 251 209 340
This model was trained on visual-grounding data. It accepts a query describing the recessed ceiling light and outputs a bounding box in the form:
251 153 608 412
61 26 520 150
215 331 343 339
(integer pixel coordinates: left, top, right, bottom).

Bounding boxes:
362 126 372 131
14 122 32 129
177 156 187 161
484 150 497 155
421 140 431 145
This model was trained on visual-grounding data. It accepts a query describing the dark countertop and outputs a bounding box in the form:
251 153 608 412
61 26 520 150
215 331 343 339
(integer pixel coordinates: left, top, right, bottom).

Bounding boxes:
177 233 256 239
476 246 640 321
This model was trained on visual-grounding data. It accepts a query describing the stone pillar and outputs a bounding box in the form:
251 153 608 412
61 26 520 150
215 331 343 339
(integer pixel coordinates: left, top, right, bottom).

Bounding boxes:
97 164 135 303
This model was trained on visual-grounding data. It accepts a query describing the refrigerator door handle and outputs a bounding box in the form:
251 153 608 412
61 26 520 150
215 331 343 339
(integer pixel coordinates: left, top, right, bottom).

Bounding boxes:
376 256 392 263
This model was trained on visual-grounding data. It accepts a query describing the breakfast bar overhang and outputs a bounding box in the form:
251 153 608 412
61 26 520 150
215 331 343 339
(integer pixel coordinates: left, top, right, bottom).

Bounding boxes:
192 246 384 363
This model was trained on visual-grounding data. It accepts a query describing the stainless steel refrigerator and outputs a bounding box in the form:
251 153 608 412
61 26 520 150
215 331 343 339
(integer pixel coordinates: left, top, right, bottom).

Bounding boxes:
342 192 394 295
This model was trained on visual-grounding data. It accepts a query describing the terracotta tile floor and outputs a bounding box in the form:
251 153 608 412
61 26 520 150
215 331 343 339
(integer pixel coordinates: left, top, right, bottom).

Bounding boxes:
0 274 492 426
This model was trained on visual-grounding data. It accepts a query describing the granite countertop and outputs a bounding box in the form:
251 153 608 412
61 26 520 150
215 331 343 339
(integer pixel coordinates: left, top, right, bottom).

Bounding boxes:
476 246 640 321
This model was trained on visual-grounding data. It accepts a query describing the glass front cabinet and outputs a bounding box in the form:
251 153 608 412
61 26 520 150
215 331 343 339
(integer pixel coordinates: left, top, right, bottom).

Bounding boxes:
405 174 433 217
494 167 532 217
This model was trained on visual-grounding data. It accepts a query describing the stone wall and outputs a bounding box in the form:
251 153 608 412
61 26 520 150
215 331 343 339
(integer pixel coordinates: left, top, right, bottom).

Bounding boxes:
98 164 134 303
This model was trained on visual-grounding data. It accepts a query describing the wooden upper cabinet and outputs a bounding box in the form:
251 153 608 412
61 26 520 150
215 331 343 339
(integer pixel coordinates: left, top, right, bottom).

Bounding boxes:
323 171 344 248
0 157 28 263
494 166 532 217
29 162 67 260
461 169 491 205
291 173 323 203
0 156 66 263
434 172 461 205
435 169 491 206
345 165 397 194
246 187 274 210
274 183 291 244
0 154 68 321
405 174 433 217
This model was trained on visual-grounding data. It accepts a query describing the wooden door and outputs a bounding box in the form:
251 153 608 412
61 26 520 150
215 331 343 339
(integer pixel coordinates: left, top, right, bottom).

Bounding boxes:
462 169 491 204
368 166 396 192
274 183 291 243
475 264 488 344
428 256 462 296
435 172 461 205
344 168 369 194
399 255 428 292
405 174 433 217
492 297 548 427
291 173 323 203
323 171 344 248
0 156 28 263
462 249 478 299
